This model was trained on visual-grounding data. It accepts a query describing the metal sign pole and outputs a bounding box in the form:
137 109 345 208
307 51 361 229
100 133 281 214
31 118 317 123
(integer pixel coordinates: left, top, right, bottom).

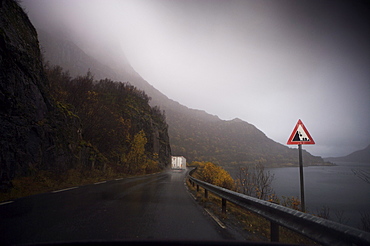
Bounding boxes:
298 144 305 212
287 119 314 213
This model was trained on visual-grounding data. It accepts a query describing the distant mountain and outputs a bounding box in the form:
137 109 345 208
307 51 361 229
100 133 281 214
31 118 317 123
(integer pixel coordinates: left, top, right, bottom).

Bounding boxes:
36 29 329 173
325 145 370 163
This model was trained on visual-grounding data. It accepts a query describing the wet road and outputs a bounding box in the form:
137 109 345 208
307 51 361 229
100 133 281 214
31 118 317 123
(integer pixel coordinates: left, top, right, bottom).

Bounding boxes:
0 169 245 245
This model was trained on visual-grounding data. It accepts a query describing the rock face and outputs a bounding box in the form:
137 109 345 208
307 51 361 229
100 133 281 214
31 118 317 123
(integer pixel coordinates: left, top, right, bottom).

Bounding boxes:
0 0 74 189
0 0 172 190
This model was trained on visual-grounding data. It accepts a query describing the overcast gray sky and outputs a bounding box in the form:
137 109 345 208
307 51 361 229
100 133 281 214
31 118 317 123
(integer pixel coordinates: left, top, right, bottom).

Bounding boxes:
22 0 370 158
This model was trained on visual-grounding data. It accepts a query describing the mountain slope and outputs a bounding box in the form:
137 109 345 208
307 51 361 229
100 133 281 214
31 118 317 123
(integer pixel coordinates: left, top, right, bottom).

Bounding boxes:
35 30 328 172
37 30 221 122
325 144 370 163
38 30 172 110
0 1 171 192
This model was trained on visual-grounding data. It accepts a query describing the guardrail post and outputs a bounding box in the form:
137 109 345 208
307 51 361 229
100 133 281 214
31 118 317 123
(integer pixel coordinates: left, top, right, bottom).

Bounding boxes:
197 184 199 192
222 198 227 214
187 174 370 245
204 189 208 198
270 221 279 242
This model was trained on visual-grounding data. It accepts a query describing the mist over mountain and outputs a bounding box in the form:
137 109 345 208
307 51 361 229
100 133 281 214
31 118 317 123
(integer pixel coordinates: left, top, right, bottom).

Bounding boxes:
325 145 370 163
37 30 195 119
0 0 170 190
36 29 329 172
0 0 85 189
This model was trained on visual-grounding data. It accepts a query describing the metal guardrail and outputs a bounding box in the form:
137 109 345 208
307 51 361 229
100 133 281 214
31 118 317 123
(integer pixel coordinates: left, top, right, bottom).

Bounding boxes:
188 169 370 246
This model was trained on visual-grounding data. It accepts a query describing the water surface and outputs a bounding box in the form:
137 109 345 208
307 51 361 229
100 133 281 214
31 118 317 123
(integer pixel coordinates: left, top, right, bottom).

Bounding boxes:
268 162 370 228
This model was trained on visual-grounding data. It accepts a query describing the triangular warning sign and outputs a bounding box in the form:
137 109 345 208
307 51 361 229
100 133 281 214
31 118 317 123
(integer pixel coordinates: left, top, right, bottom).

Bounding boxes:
287 119 315 145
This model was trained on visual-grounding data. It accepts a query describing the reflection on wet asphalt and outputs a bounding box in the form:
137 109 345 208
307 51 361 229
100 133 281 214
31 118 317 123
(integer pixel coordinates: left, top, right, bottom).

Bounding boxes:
0 169 244 244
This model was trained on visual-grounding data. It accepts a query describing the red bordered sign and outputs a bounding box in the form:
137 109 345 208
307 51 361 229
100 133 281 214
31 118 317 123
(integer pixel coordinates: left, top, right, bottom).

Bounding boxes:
287 119 315 145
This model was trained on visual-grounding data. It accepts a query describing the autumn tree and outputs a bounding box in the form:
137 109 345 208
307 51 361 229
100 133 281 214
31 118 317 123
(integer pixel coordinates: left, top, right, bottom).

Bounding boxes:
126 130 148 174
235 163 306 211
44 65 171 175
194 161 235 190
236 162 275 200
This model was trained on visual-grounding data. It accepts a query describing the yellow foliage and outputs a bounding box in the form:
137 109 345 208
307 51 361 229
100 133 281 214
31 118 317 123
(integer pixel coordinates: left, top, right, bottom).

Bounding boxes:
126 130 147 174
194 161 235 190
145 159 160 174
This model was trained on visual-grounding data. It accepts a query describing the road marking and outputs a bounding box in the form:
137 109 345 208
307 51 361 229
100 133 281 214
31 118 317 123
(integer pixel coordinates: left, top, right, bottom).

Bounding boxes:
184 179 225 229
190 193 196 200
115 178 124 181
52 186 78 193
94 181 106 185
0 201 14 206
205 208 226 229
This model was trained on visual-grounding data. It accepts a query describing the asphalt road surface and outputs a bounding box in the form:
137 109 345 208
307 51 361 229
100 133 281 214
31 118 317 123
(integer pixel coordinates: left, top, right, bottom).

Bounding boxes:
0 169 247 245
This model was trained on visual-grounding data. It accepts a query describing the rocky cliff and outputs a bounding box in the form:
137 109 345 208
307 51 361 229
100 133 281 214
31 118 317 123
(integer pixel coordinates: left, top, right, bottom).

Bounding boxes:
0 0 171 192
0 0 70 189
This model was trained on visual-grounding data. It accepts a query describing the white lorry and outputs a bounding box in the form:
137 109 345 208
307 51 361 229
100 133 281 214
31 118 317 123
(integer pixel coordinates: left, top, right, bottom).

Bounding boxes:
171 156 186 170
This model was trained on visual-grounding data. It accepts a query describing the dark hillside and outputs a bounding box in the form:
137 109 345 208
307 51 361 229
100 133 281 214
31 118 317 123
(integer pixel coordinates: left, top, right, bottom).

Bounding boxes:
46 66 171 172
33 29 329 173
325 144 370 163
37 30 169 109
167 114 325 171
0 0 78 189
0 0 171 194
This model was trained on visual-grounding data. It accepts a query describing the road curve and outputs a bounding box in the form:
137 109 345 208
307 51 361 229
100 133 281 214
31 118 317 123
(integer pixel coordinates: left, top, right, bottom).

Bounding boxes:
0 169 246 245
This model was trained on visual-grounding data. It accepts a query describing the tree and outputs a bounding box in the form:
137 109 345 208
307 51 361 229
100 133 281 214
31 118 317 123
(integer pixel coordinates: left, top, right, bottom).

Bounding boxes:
45 65 171 175
236 162 275 200
196 162 235 190
126 130 147 174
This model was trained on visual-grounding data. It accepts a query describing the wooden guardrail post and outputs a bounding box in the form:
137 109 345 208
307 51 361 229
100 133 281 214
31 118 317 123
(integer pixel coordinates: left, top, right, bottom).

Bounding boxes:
270 221 279 242
197 184 199 192
204 189 208 198
222 198 227 214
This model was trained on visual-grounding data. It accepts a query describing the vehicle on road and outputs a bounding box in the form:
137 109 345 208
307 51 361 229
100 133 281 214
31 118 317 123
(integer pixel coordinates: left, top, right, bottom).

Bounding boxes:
171 156 186 170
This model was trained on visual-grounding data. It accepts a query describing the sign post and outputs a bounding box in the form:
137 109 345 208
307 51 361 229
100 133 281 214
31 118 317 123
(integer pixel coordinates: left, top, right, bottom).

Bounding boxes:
298 144 305 212
287 119 315 212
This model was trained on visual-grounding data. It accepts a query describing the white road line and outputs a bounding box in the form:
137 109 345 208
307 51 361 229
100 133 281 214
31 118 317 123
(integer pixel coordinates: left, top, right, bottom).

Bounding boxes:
184 179 225 228
190 193 197 200
205 208 226 229
0 201 14 206
52 186 78 193
115 178 124 181
94 181 106 185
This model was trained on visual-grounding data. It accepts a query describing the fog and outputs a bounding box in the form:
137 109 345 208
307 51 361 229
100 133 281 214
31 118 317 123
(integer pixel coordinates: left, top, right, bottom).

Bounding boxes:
22 0 370 157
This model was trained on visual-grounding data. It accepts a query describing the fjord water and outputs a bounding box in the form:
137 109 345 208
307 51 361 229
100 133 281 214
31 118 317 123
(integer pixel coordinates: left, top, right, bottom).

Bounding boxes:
268 162 370 228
